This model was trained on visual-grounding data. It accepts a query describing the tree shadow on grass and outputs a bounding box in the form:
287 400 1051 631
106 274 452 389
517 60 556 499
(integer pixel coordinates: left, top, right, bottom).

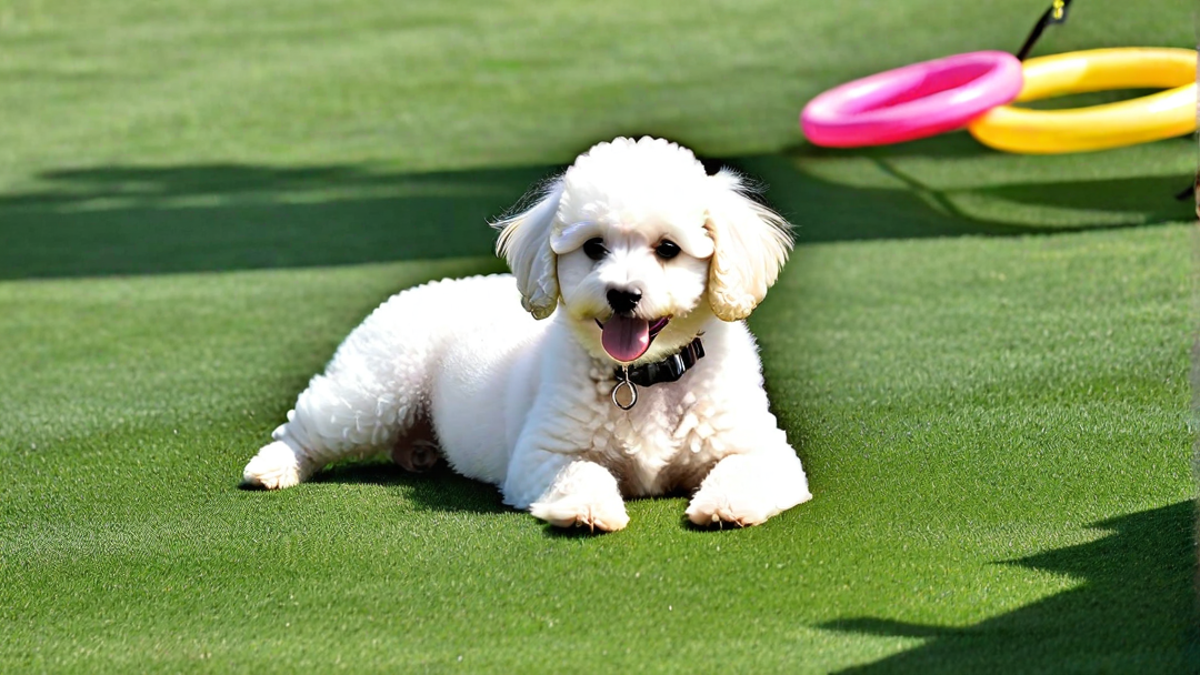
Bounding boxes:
0 140 1191 280
0 163 552 280
728 138 1193 242
820 500 1200 674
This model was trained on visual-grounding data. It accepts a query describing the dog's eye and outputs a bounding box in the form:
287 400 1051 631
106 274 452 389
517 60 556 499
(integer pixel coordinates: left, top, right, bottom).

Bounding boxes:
583 238 608 261
655 240 681 260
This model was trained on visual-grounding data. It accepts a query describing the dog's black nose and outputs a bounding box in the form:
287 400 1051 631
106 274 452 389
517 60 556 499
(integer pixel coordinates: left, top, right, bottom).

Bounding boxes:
607 288 642 314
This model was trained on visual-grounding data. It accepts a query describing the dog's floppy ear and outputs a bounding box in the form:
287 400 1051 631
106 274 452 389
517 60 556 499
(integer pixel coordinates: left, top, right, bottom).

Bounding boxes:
704 169 793 322
494 179 565 320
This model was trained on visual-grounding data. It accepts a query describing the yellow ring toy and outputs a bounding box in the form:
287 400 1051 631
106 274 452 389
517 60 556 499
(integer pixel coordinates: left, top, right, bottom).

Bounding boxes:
967 48 1197 154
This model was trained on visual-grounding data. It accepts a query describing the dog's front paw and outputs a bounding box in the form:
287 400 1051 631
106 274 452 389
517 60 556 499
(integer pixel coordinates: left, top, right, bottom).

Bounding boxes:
530 494 630 532
528 461 629 532
685 453 811 527
685 490 777 527
242 441 309 490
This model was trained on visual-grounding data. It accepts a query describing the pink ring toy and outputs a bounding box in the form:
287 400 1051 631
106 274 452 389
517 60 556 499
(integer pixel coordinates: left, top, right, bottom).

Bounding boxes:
801 51 1023 148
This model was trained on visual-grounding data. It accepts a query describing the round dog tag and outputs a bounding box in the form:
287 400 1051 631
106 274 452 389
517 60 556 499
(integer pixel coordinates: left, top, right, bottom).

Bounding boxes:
611 379 638 410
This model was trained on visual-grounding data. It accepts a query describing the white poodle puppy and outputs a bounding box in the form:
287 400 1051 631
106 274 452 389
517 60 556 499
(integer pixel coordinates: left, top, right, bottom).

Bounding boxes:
242 136 812 531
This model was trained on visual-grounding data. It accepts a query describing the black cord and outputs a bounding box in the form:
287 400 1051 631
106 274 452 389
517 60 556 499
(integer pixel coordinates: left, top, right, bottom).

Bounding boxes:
1013 0 1194 204
1015 0 1074 60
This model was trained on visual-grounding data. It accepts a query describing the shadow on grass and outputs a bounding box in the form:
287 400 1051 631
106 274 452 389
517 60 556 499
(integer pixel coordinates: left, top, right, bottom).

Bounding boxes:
0 164 552 280
301 458 701 537
821 500 1200 674
729 139 1193 240
1 138 1191 280
311 461 508 515
539 523 607 539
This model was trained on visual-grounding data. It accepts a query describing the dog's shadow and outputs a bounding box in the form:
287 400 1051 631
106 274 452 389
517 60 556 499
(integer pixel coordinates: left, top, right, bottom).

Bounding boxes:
307 461 511 515
304 462 726 537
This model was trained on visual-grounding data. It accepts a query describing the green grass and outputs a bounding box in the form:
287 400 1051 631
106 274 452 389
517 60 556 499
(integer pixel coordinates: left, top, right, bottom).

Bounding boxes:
1 0 1197 673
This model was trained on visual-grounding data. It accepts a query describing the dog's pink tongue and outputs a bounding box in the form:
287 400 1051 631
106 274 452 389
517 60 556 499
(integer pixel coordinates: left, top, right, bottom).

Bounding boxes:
601 315 650 363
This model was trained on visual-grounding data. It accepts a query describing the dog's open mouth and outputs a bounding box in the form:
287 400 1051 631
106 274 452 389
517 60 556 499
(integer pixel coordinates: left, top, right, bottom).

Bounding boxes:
595 315 670 363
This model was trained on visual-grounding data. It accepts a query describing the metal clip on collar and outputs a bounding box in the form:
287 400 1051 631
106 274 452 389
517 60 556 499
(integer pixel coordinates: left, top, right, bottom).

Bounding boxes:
611 367 638 411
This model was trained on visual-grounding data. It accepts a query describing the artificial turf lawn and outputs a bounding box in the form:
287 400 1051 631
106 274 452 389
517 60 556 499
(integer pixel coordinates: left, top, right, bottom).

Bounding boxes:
1 0 1197 672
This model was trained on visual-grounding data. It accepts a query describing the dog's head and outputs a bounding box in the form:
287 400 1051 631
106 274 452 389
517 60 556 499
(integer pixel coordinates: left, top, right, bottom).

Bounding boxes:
495 136 791 364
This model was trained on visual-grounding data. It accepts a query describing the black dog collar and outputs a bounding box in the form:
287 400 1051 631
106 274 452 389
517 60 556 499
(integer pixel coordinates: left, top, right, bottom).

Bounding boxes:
610 337 705 410
624 337 705 387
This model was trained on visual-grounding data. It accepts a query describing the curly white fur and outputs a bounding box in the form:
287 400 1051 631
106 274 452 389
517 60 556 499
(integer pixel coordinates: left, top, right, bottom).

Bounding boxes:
243 137 811 530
